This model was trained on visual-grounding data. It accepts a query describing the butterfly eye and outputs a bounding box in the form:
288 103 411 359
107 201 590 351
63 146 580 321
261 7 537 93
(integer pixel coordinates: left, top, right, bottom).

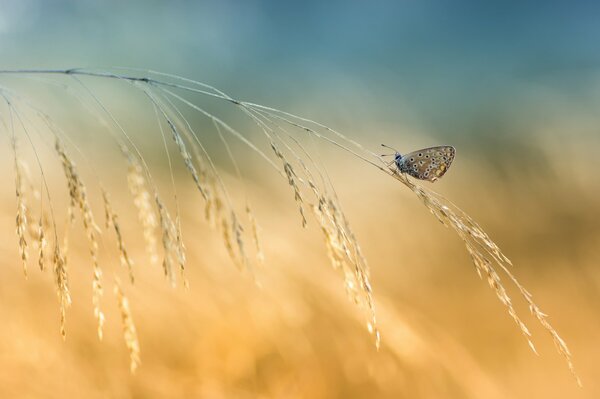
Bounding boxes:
418 153 423 157
424 172 430 177
425 155 429 158
410 158 414 162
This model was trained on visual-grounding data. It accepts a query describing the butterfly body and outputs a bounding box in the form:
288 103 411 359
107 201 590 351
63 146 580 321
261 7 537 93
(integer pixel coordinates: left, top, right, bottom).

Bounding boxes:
392 146 455 182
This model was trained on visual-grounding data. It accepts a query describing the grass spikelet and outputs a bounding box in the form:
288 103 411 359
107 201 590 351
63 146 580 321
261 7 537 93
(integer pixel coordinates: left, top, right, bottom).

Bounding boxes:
271 142 307 227
14 159 50 272
164 118 208 200
221 215 236 263
13 156 29 278
37 216 47 271
127 158 159 264
467 245 535 352
0 68 581 384
392 170 580 383
217 208 249 271
531 302 581 386
242 106 380 344
8 127 29 278
247 205 265 264
103 189 135 283
18 161 43 237
52 244 71 339
312 195 380 348
114 278 141 373
55 138 105 339
174 214 188 284
155 195 184 286
155 96 253 274
231 212 248 269
204 185 217 227
198 174 249 270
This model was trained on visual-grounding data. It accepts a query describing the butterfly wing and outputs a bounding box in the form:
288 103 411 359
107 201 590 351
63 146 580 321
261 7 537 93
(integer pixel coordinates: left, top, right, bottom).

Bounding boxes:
397 146 455 182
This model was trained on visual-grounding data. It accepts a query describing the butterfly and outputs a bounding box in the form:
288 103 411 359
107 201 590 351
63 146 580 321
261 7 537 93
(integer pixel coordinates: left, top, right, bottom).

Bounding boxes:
381 144 456 182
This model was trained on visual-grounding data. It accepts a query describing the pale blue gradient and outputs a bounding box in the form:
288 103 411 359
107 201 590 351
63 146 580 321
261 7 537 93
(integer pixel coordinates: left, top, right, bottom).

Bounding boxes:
1 0 600 143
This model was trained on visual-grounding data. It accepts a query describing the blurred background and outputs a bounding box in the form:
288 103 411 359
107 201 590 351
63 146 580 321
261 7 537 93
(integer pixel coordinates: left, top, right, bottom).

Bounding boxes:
0 0 599 398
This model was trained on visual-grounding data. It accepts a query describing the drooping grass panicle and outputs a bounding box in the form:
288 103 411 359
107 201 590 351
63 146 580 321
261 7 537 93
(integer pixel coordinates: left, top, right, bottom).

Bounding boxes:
55 138 105 339
5 108 52 284
146 85 255 280
37 214 48 271
71 80 179 284
271 142 308 227
145 88 209 202
310 192 380 348
148 85 253 271
1 95 67 333
18 160 50 272
127 155 159 265
11 136 29 277
390 171 581 385
230 101 381 345
103 188 135 283
212 117 264 268
155 194 183 287
70 74 177 276
0 68 579 382
114 277 141 373
4 101 32 278
240 97 576 377
148 95 188 283
237 103 381 345
152 82 281 272
5 88 109 271
53 243 71 339
246 205 265 265
65 77 188 288
148 88 216 222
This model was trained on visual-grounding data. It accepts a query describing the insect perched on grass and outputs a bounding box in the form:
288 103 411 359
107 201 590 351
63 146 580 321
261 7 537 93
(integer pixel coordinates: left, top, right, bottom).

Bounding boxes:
381 144 456 182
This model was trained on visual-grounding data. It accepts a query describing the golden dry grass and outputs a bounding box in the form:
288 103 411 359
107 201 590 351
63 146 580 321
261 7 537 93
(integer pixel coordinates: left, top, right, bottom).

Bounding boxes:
0 69 597 398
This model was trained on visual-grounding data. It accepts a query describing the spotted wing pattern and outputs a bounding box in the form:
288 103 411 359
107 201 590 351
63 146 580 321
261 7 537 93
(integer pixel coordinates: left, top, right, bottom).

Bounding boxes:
396 146 455 182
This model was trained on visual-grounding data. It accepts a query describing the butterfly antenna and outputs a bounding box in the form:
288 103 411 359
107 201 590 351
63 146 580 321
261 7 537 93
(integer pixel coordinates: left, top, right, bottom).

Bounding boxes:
380 143 399 156
381 143 398 151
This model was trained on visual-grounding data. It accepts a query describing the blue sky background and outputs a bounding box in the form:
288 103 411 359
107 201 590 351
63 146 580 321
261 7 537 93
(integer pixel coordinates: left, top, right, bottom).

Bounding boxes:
1 0 600 144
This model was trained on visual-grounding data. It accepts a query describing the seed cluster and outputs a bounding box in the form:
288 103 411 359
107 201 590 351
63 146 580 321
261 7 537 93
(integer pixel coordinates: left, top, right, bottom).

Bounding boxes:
56 139 105 339
114 278 141 373
127 157 159 264
103 189 134 283
271 143 307 227
14 154 29 277
0 70 579 384
392 170 580 385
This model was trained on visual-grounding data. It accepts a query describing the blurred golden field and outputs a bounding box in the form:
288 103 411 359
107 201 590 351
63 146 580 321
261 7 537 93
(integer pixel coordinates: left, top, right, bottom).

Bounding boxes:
0 72 598 399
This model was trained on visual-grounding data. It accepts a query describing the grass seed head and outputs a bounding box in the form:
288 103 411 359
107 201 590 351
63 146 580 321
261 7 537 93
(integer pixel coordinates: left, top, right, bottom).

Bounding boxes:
103 189 135 283
127 159 159 264
114 278 141 373
56 138 104 339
